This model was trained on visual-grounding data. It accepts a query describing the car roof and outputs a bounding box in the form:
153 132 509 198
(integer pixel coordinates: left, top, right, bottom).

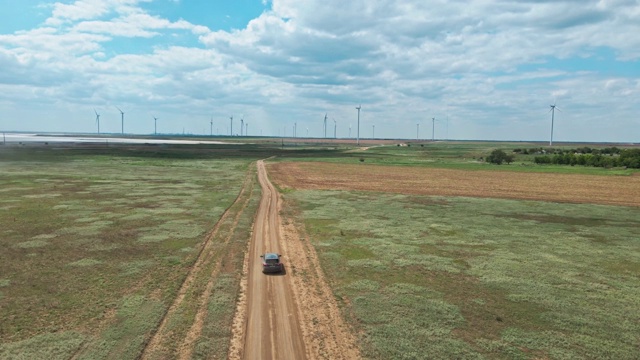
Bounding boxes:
264 253 279 260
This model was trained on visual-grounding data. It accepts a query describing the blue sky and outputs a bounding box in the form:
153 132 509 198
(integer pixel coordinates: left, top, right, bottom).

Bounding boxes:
0 0 639 142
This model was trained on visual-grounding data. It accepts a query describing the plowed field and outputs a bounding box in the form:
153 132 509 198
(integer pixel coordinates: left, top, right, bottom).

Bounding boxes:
268 162 640 207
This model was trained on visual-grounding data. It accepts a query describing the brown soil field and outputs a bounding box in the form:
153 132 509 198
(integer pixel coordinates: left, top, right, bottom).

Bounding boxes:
268 162 640 207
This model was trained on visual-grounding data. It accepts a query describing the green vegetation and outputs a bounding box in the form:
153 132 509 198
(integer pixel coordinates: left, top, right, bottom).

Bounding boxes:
269 142 639 175
534 147 640 168
0 145 258 359
2 140 638 359
285 190 640 359
486 149 515 165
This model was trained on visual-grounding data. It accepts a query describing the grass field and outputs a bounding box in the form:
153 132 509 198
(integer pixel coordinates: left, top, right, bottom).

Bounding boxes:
2 141 638 359
269 142 640 359
280 189 640 359
274 142 639 176
0 146 259 359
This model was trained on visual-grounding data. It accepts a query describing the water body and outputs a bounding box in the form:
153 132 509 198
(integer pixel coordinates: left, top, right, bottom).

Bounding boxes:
1 133 231 145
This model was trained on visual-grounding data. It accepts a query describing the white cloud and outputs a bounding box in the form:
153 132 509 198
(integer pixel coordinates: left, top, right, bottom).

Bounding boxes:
0 0 638 141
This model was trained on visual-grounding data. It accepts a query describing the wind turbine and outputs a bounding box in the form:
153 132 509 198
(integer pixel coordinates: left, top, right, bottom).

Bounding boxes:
445 105 450 140
240 118 244 136
94 109 100 134
323 113 328 138
116 106 125 134
210 116 213 136
416 123 420 140
549 102 561 146
356 105 361 145
334 119 337 138
246 122 249 136
230 115 233 136
153 116 158 135
432 117 436 141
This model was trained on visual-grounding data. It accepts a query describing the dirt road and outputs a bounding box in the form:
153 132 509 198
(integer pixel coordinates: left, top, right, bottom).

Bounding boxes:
242 160 307 359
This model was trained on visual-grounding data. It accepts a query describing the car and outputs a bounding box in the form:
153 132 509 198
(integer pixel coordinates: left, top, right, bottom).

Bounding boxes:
260 253 283 273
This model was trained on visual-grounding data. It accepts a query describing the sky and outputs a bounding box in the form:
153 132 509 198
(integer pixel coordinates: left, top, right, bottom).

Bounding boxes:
0 0 638 142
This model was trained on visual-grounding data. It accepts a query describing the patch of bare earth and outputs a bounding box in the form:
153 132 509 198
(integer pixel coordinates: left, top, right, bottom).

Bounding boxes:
268 162 640 207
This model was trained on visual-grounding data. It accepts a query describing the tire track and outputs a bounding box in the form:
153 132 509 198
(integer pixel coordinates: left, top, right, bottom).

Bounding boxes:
229 160 361 360
177 173 256 360
139 168 255 359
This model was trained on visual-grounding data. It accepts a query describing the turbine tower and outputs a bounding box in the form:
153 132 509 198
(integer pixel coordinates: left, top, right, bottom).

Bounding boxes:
116 107 125 134
230 115 233 136
549 103 561 146
246 122 249 136
372 124 375 138
445 105 450 141
153 116 158 135
210 116 213 136
334 119 337 138
356 105 361 145
240 118 244 136
432 117 436 141
324 113 328 138
94 109 100 134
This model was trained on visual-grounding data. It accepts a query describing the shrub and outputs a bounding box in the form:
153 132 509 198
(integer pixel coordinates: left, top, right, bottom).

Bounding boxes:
486 149 514 165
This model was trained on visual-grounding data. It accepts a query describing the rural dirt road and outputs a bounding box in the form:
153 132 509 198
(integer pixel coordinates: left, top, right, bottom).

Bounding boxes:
229 160 360 360
139 160 358 359
241 160 307 359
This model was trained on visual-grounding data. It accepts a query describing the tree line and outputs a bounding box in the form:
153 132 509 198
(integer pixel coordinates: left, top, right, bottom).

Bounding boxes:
485 147 640 168
533 148 640 168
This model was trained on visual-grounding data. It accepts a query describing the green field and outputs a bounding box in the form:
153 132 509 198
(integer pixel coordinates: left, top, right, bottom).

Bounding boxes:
283 189 640 359
0 145 260 359
1 142 638 359
273 142 639 176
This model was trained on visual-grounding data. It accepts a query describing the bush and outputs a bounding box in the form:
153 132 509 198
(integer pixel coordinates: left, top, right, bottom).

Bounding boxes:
534 156 551 164
486 149 514 165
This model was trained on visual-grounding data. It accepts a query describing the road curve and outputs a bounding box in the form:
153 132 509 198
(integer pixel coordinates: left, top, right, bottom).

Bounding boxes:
243 160 307 360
